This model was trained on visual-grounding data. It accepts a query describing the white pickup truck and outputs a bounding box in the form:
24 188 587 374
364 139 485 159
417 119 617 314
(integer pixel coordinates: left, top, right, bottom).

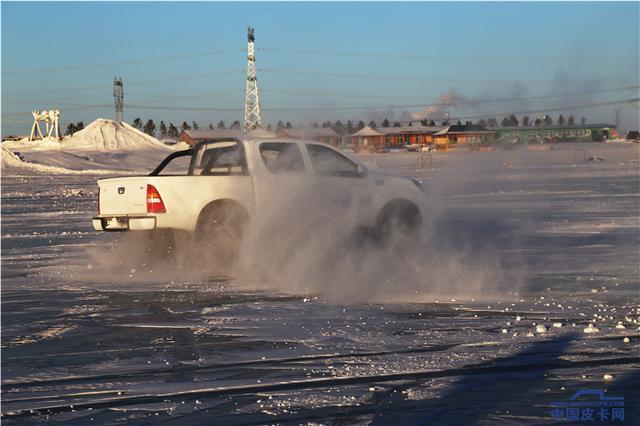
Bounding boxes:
92 138 426 249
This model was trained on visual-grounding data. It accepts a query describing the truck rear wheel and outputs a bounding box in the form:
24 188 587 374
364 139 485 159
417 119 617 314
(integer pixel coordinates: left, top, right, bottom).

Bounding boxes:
195 201 248 271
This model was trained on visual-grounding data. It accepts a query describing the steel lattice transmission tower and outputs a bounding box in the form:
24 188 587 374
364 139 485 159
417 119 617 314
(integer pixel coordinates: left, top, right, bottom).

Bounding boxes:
244 27 262 131
113 77 124 123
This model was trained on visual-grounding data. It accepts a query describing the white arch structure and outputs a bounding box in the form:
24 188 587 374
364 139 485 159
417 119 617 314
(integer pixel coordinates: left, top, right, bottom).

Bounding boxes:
29 109 60 141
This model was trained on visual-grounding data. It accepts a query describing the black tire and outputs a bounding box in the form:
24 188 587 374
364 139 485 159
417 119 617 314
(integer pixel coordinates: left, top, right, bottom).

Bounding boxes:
376 201 422 243
195 201 248 269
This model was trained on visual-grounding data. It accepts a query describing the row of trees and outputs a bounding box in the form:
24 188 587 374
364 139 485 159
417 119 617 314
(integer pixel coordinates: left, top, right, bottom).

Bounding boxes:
483 114 586 128
130 118 247 139
129 118 294 138
127 117 431 138
64 122 85 136
122 112 589 139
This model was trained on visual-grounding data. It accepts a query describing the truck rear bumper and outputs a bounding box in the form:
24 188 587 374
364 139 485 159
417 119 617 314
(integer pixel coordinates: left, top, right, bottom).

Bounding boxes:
92 216 156 232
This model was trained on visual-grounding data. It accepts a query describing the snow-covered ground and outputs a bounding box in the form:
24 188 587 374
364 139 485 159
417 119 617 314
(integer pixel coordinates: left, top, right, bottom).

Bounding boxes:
1 141 639 424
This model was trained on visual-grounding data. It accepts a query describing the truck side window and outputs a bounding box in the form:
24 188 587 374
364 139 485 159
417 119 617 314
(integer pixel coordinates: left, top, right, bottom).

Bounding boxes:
259 143 305 173
307 144 359 177
191 141 247 176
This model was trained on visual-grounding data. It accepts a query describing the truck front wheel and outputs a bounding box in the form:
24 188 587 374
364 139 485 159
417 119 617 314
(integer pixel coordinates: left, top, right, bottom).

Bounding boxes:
376 200 422 243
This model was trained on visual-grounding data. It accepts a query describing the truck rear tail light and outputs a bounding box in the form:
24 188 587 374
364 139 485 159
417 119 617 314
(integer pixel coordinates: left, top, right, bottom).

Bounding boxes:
146 184 166 213
97 187 100 214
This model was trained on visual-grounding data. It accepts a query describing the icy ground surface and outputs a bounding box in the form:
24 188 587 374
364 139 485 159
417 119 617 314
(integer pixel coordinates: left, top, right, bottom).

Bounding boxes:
1 143 639 425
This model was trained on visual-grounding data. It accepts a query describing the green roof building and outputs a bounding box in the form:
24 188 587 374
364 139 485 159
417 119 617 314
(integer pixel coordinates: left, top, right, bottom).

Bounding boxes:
492 123 618 144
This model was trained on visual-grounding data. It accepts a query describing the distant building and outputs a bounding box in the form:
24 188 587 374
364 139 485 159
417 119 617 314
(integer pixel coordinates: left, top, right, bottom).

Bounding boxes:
350 125 448 152
433 124 496 150
493 123 618 144
277 127 340 146
179 129 243 147
350 126 385 152
375 125 448 147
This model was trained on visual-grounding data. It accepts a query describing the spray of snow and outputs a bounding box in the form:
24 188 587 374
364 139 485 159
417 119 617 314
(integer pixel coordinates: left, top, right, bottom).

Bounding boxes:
74 167 519 303
232 177 516 303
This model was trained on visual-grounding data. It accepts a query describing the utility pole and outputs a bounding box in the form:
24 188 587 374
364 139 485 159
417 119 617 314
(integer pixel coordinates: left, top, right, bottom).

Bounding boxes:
613 108 620 128
113 77 124 123
244 27 262 131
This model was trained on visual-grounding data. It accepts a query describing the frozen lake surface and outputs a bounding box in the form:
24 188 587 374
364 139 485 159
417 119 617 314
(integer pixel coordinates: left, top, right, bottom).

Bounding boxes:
2 143 639 424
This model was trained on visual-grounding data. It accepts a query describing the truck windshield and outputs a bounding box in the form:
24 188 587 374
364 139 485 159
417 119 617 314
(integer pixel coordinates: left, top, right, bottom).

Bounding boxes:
189 140 247 176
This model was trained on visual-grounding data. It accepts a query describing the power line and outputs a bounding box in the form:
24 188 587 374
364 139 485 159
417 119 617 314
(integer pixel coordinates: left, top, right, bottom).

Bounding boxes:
125 90 240 101
3 49 245 75
2 70 245 98
127 70 244 86
45 97 636 116
4 46 638 76
431 98 640 122
55 104 243 112
3 84 111 98
4 96 637 119
259 68 636 85
261 86 637 105
6 83 635 107
261 98 638 114
259 47 640 63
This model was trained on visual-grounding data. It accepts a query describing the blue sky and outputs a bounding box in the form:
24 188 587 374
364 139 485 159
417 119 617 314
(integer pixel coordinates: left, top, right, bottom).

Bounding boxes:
2 1 639 135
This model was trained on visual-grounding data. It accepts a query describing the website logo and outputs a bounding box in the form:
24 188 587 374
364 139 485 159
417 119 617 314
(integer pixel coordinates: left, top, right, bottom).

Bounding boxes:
550 389 625 422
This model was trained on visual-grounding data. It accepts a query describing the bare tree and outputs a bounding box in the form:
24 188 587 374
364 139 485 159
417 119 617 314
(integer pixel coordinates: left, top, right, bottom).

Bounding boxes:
143 119 156 137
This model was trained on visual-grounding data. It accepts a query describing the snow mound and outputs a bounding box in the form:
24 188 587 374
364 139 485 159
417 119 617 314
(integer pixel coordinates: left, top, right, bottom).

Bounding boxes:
60 119 171 151
171 141 191 150
1 146 25 167
1 146 115 175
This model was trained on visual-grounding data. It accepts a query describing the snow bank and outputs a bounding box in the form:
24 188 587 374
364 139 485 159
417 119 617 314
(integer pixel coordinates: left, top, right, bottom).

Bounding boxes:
1 137 62 152
1 146 115 175
60 119 171 151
